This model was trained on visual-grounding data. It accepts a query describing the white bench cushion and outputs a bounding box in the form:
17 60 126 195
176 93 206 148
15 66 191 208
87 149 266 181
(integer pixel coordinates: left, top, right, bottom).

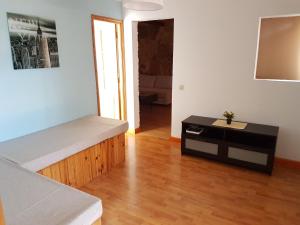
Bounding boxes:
0 158 102 225
0 115 128 172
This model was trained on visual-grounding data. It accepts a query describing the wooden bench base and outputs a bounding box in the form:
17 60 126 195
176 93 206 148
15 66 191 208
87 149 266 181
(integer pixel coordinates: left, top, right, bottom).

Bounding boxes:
38 134 125 188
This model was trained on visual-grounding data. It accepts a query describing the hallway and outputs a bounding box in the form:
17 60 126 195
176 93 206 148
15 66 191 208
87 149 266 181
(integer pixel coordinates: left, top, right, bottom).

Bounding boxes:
139 105 171 140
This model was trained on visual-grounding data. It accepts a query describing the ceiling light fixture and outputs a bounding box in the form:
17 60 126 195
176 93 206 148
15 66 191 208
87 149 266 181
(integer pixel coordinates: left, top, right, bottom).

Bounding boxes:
122 0 164 11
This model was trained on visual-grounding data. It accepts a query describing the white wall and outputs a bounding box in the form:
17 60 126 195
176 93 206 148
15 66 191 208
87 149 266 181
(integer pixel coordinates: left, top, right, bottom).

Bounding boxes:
0 0 122 141
124 0 300 161
124 21 140 130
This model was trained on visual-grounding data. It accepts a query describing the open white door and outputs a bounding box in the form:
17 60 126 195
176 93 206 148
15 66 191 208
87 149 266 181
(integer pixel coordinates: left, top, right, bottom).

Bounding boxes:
92 16 126 120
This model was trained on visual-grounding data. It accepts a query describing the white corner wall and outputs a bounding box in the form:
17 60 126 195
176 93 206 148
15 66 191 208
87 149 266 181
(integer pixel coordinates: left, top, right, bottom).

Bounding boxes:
124 21 140 130
124 0 300 161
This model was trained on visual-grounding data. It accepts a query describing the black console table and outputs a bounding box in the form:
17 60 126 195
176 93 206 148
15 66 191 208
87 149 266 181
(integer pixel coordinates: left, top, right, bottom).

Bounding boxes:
181 116 279 175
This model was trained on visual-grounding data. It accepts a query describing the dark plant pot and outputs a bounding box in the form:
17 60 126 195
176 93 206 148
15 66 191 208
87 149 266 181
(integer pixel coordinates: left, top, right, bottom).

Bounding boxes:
227 118 232 125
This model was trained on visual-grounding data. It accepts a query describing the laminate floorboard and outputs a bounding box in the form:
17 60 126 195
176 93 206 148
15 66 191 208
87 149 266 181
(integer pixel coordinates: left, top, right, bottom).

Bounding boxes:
81 134 300 225
139 105 171 140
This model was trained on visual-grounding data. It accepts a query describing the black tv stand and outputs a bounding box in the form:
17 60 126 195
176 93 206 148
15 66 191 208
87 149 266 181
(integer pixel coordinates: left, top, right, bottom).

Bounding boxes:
181 116 279 175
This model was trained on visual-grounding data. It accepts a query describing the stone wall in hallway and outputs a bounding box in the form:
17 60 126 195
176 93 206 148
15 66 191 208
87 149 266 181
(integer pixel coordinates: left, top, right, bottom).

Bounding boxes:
138 19 174 77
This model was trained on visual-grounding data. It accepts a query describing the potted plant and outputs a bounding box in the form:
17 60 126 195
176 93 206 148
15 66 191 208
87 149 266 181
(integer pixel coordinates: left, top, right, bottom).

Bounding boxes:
223 111 234 125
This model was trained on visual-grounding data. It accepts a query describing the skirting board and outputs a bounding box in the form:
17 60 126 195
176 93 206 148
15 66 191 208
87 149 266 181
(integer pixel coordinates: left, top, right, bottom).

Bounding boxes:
169 136 300 170
169 136 181 143
38 134 125 188
93 218 101 225
0 198 5 225
275 157 300 170
127 127 142 135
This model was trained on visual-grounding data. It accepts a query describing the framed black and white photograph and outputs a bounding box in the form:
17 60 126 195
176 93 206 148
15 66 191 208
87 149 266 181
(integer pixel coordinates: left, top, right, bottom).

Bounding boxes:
7 12 60 70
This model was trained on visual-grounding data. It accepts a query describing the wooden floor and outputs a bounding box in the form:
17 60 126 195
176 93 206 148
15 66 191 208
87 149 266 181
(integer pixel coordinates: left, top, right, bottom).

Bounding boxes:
139 105 171 140
81 132 300 225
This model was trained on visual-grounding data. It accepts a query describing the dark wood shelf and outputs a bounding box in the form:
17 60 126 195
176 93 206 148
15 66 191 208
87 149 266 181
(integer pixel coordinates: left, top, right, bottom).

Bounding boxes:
226 142 273 154
185 134 221 145
181 115 279 175
183 115 279 137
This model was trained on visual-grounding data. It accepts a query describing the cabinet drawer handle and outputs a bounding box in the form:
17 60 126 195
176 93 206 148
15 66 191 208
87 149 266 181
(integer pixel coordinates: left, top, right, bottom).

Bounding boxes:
186 129 204 135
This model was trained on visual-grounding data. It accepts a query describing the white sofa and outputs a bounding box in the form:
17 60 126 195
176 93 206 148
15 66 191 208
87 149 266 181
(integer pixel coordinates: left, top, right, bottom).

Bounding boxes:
139 74 172 105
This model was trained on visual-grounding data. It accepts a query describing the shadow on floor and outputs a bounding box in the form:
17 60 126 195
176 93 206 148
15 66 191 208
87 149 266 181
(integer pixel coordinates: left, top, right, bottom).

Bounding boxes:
139 104 171 140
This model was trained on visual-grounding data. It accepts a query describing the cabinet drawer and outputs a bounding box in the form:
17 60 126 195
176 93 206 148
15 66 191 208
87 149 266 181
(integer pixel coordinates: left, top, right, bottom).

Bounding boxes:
228 147 268 165
185 139 218 155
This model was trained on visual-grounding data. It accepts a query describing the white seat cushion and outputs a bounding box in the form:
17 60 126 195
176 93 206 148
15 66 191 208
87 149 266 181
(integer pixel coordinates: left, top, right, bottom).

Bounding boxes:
0 116 128 172
0 158 102 225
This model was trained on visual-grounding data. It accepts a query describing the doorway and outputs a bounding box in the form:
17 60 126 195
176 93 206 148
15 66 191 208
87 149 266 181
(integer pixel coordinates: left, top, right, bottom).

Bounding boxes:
91 15 126 120
138 19 174 139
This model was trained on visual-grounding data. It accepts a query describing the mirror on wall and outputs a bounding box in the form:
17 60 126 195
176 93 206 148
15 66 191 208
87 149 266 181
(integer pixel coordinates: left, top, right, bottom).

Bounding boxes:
255 15 300 81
